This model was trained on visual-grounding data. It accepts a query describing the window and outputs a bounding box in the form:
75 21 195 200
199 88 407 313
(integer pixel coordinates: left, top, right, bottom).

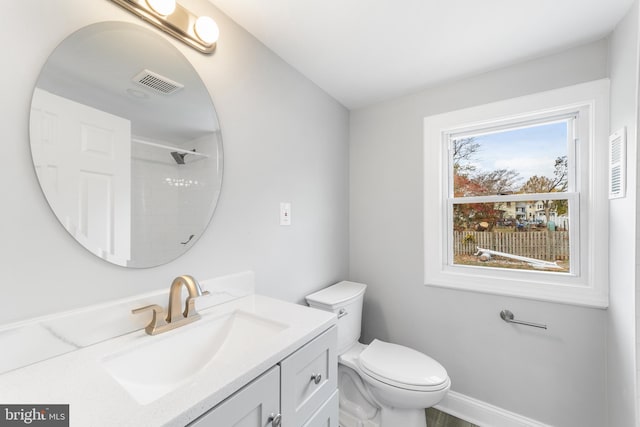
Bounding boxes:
449 118 575 274
424 80 609 307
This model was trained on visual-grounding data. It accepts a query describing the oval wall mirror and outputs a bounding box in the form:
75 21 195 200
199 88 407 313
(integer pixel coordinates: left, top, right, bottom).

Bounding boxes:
29 22 223 268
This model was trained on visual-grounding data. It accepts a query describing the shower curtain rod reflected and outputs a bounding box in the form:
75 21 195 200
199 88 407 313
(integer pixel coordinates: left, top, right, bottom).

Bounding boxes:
132 138 210 158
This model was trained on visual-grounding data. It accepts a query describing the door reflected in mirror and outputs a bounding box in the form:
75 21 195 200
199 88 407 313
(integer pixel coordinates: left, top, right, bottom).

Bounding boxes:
29 21 223 268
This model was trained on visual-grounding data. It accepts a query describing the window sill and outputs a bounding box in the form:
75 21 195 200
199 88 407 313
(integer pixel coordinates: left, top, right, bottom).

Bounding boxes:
424 268 608 308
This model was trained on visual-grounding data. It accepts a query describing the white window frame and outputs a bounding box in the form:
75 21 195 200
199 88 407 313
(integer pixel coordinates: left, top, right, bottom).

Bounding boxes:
446 111 581 276
423 80 609 308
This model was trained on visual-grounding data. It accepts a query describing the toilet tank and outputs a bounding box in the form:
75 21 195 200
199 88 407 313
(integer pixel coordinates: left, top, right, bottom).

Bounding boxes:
305 281 367 354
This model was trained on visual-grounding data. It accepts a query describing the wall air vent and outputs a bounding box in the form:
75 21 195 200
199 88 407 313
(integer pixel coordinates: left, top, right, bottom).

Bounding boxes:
608 127 626 199
132 69 184 95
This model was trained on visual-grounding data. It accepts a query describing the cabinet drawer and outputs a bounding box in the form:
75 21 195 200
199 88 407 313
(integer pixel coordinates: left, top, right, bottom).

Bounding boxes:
188 366 280 427
302 389 339 427
280 326 337 427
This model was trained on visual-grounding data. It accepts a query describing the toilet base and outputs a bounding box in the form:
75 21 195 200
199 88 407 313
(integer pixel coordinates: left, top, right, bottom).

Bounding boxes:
379 407 426 427
338 406 427 427
339 407 380 427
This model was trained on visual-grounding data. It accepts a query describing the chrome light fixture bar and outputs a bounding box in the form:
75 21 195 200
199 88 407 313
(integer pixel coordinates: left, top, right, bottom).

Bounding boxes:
110 0 219 53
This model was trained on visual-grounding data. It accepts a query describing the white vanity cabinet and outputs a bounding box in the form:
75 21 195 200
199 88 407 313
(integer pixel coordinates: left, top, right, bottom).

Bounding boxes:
280 325 337 426
189 366 281 427
189 326 338 427
301 390 339 427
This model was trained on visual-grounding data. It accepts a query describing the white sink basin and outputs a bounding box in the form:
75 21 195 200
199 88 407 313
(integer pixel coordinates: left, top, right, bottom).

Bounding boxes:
101 310 287 405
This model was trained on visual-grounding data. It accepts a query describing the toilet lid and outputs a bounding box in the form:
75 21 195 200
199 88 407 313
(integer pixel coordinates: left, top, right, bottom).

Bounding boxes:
358 339 448 391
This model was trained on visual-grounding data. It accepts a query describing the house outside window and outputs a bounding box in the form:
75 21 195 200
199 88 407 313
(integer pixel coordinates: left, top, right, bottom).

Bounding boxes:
423 80 609 307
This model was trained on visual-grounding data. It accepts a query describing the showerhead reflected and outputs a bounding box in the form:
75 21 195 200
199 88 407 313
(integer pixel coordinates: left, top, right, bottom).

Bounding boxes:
170 149 195 165
170 151 187 164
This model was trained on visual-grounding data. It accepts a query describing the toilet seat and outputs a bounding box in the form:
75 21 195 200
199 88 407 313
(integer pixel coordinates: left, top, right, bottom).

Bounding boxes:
358 339 449 392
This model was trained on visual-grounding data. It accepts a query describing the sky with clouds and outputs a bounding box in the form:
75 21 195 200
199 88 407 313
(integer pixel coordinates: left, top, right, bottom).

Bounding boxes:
461 121 568 190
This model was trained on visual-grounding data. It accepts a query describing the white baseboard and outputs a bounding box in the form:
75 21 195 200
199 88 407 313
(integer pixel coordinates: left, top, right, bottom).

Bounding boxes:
434 390 552 427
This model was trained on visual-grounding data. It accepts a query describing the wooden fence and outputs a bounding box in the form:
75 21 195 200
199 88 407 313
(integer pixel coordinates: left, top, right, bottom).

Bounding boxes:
453 230 569 261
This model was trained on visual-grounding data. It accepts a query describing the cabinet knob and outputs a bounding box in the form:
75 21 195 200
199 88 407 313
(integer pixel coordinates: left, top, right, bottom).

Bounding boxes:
268 413 282 427
310 373 322 385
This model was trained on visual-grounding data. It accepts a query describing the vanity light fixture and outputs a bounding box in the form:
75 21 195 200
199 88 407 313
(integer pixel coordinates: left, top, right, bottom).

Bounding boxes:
146 0 176 16
109 0 219 53
194 16 220 45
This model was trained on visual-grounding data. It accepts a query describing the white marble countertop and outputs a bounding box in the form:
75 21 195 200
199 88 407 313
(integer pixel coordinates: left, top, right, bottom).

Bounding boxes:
0 294 335 427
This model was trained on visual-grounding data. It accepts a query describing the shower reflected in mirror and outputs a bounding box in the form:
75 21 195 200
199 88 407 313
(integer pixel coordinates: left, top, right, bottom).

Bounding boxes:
29 22 223 268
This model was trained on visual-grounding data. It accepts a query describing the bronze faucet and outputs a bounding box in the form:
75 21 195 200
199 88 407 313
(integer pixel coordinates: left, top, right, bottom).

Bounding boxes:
132 275 210 335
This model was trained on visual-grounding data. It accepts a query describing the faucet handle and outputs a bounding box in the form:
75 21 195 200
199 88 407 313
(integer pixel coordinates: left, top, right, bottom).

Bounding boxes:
132 304 167 335
184 290 211 318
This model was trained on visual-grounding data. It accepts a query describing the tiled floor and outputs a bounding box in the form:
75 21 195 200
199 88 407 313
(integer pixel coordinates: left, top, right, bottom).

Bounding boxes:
426 408 479 427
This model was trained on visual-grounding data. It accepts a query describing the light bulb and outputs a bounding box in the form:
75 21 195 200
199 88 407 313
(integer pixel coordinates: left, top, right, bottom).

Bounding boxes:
194 16 219 45
146 0 176 16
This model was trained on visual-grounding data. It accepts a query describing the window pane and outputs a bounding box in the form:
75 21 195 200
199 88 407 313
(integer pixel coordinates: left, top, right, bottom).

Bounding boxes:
452 201 570 273
452 121 569 197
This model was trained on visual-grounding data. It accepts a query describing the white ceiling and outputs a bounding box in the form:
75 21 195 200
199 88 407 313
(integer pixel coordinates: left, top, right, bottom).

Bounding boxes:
208 0 634 109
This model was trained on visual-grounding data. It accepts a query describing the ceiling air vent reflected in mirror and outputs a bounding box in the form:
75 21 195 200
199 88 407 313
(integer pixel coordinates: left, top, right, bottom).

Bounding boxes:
133 69 184 95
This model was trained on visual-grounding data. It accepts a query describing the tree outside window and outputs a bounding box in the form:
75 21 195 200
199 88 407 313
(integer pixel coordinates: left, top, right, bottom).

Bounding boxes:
449 120 572 272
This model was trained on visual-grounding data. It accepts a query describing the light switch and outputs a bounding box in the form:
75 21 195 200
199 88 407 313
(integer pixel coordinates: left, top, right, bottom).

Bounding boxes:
280 202 291 226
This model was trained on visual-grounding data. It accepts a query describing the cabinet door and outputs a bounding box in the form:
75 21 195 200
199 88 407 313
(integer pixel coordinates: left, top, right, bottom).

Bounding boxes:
302 390 339 427
189 366 280 427
280 326 337 427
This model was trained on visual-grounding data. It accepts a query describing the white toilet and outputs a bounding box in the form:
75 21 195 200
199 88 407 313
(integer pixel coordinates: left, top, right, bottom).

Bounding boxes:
306 281 450 427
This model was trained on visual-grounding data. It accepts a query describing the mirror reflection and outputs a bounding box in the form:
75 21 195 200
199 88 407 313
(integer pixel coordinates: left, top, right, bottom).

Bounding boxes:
29 22 223 268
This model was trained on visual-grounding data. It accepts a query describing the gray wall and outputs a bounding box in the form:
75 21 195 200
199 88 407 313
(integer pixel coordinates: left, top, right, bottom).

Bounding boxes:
4 1 638 425
608 1 639 425
0 0 349 324
349 40 610 426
